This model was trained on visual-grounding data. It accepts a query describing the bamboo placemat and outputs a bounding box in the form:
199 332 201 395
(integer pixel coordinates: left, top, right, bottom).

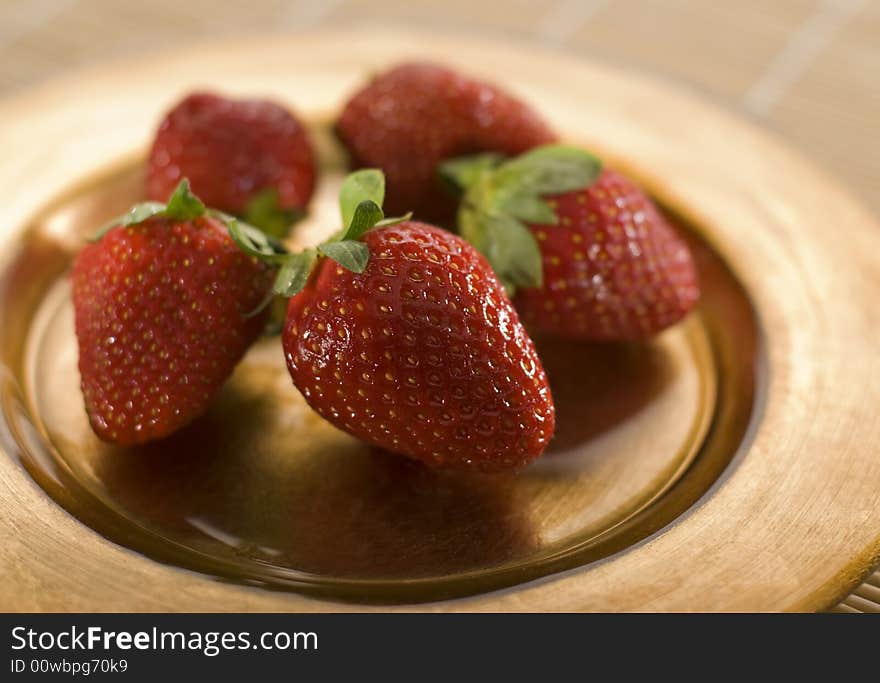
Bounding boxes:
0 0 877 612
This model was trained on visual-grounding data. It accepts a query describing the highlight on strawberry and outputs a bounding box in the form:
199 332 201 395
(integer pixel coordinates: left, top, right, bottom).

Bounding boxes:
148 92 316 238
440 145 700 340
228 169 556 473
71 180 275 446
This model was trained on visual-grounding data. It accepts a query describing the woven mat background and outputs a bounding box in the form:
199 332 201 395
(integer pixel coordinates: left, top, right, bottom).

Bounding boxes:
0 0 877 612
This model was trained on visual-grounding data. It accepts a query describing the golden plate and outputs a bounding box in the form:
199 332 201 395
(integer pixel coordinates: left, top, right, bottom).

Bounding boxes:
0 29 878 611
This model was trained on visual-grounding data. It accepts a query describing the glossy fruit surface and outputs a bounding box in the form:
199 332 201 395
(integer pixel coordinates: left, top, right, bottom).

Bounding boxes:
72 188 272 445
148 92 316 222
337 63 556 223
282 221 555 472
516 169 700 339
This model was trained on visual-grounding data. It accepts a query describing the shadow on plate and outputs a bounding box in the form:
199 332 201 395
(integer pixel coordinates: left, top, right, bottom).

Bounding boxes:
89 371 539 579
535 336 674 453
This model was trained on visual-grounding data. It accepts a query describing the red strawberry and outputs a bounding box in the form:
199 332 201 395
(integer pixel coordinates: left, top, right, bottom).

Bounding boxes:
441 146 700 340
230 170 555 472
335 62 556 224
72 181 273 445
147 92 316 236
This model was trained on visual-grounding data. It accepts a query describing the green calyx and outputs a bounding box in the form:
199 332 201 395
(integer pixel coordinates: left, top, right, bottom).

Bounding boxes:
92 179 303 244
90 177 287 273
439 145 602 295
89 173 407 315
90 178 209 241
228 168 410 301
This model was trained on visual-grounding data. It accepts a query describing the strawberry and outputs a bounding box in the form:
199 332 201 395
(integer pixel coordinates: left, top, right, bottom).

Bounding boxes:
147 92 316 237
335 62 556 224
229 170 555 472
72 180 274 445
440 146 700 340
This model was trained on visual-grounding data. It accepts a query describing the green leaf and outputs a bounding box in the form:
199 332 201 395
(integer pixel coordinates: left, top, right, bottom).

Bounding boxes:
339 169 385 229
341 200 384 241
88 202 166 242
243 188 303 239
438 153 504 192
273 249 317 298
318 240 370 274
457 204 490 254
374 211 413 228
484 212 544 290
163 179 207 220
499 194 557 224
494 145 602 196
448 146 605 295
458 205 542 294
86 203 147 241
87 180 209 242
121 202 167 226
222 215 289 265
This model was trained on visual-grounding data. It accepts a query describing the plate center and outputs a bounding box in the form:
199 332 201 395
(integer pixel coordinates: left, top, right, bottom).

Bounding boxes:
0 125 760 602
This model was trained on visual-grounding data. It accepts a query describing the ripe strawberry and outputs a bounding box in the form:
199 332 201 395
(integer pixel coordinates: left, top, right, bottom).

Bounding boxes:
230 170 555 472
72 180 274 445
147 92 316 236
441 146 700 340
335 62 556 224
